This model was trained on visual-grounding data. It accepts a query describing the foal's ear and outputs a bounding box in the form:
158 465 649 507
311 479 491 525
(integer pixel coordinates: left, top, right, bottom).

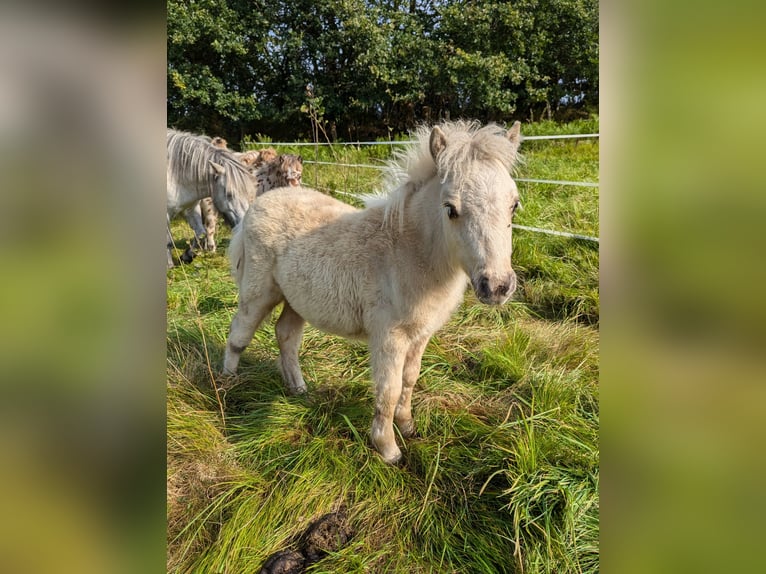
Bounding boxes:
429 126 447 161
209 161 225 176
506 121 522 151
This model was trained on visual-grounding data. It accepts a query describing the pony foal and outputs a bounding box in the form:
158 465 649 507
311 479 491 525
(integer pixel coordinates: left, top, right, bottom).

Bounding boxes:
224 121 523 464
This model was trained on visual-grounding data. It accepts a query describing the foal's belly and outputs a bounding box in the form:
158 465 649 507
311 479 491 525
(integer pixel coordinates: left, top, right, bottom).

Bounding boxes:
280 285 369 341
273 254 371 341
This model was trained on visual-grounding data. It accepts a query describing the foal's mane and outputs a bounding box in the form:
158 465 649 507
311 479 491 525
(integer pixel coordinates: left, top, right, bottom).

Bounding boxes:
367 121 522 230
167 129 256 198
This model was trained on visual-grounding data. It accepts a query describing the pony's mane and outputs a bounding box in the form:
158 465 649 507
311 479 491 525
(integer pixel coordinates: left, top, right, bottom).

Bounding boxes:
167 129 256 198
365 121 522 229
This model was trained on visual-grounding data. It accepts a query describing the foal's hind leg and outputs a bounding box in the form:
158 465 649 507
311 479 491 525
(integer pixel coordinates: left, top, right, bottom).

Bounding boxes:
223 294 281 375
275 302 307 394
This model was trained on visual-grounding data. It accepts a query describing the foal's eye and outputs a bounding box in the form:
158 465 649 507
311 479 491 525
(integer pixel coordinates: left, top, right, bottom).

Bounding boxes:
444 202 459 219
512 200 521 215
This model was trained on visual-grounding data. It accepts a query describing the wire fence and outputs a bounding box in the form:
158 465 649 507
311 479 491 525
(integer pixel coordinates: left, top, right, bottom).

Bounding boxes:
248 133 600 147
247 133 599 243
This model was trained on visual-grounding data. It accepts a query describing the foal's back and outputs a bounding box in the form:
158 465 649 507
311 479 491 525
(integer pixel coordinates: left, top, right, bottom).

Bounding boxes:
247 186 359 242
242 187 387 339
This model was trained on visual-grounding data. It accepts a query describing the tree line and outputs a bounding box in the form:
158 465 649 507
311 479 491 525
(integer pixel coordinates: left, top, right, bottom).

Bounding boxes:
168 0 598 144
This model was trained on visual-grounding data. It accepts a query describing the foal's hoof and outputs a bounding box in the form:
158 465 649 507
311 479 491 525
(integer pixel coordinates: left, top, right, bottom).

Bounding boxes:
285 383 307 396
396 420 417 439
378 448 402 465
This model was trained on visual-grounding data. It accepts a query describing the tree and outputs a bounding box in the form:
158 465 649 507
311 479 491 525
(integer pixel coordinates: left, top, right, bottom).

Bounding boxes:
167 0 272 139
435 0 598 120
167 0 598 142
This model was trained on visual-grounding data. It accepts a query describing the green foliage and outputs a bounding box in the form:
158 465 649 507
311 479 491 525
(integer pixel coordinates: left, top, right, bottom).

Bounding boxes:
167 119 598 573
168 0 599 141
167 0 271 134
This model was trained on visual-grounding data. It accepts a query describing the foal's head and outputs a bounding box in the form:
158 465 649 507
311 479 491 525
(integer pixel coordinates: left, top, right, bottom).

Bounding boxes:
430 121 522 305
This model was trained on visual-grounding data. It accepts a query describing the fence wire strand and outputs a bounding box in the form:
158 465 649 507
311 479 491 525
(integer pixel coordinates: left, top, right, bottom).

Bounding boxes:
256 133 599 242
247 133 599 147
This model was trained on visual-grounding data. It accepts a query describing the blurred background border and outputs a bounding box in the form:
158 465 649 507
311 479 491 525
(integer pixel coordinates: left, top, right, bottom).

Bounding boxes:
0 1 764 572
0 3 167 573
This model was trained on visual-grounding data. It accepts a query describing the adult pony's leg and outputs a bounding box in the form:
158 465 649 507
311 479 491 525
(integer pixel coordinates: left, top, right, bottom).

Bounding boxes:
166 226 175 268
394 338 429 438
223 294 281 375
369 332 409 464
275 302 307 394
182 203 207 251
199 197 218 252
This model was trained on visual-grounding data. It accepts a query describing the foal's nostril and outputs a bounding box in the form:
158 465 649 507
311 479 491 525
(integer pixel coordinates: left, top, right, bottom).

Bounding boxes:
493 273 516 299
477 274 516 301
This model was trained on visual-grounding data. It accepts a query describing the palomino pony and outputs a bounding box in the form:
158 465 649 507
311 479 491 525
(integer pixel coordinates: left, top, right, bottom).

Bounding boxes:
166 129 256 266
224 121 522 464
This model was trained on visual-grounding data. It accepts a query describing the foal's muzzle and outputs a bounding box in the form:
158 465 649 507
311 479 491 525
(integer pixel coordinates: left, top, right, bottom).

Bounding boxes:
474 271 517 305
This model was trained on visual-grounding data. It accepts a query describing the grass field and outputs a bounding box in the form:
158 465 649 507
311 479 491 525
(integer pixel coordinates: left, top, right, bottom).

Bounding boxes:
167 118 599 573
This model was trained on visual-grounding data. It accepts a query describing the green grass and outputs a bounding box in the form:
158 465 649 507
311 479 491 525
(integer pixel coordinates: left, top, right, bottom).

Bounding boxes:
167 117 599 573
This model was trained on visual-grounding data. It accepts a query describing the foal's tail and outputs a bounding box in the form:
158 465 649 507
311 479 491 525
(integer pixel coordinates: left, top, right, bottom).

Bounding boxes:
228 222 246 287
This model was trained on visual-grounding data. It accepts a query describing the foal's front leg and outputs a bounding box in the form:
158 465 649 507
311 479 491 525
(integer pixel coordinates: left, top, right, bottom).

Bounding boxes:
369 333 408 464
394 338 429 439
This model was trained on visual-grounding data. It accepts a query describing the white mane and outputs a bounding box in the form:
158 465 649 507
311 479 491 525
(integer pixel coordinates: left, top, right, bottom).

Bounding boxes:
364 121 522 230
167 129 256 199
